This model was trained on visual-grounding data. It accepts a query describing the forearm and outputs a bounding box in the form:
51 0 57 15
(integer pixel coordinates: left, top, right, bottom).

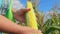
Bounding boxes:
0 15 23 34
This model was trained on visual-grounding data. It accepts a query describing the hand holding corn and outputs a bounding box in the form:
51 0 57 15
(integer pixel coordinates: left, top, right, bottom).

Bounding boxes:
12 8 42 34
0 15 42 34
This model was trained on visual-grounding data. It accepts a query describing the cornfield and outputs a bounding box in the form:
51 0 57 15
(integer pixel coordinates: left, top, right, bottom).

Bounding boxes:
20 0 60 34
0 0 60 34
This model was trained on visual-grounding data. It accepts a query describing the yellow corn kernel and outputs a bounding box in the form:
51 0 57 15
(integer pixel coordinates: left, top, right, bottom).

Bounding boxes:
26 1 38 30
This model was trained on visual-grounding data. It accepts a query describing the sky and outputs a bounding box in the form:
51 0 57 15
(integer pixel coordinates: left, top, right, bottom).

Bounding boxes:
37 0 60 13
12 0 25 10
19 0 60 13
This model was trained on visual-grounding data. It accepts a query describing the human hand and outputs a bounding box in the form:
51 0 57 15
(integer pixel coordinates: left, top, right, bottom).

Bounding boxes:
12 8 30 23
12 8 42 34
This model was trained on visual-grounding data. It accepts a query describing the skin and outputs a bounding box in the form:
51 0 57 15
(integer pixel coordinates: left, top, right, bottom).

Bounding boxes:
12 8 30 23
0 8 42 34
13 8 38 23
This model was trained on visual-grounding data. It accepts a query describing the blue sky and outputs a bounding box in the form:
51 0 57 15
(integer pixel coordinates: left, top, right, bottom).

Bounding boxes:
19 0 60 13
37 0 60 13
19 0 26 7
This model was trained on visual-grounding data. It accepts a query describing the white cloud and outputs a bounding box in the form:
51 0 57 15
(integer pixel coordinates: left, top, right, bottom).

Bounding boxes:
12 0 25 10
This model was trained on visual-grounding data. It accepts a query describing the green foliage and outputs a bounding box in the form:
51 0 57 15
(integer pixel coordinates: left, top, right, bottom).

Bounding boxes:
44 26 60 34
36 9 60 34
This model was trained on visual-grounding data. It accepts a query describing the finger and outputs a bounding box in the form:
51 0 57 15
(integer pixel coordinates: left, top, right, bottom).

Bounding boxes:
12 8 16 13
33 30 42 34
16 8 30 15
38 30 42 34
19 8 30 13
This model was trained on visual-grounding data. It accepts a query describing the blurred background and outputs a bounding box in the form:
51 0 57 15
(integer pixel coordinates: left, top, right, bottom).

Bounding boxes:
0 0 60 34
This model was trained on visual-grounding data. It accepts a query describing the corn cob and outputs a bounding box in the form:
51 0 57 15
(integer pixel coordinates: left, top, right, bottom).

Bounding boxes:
26 0 38 30
4 0 15 22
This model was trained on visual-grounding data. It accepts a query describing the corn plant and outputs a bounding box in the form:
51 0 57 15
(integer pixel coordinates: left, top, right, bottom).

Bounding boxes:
44 26 60 34
42 9 60 34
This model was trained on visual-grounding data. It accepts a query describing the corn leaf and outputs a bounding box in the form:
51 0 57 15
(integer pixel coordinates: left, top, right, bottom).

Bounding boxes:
44 26 60 34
